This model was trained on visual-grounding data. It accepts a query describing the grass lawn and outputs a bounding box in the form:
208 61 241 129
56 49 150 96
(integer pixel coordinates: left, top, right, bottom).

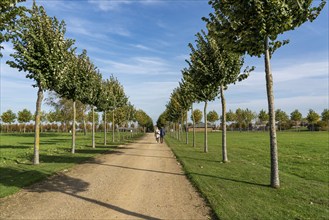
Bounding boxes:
165 131 329 220
0 131 143 198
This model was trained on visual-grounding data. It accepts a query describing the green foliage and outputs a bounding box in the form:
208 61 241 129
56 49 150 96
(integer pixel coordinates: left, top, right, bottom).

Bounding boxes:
258 109 269 123
7 2 74 90
276 109 290 130
87 111 99 124
134 109 153 132
207 110 219 124
191 109 203 124
226 110 236 123
321 109 329 122
206 0 326 57
166 131 328 219
306 109 320 124
17 108 32 123
290 109 303 123
0 0 26 57
156 111 167 128
1 109 16 124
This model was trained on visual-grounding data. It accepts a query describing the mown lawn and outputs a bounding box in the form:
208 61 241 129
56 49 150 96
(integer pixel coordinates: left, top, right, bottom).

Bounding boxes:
0 131 143 198
165 131 329 220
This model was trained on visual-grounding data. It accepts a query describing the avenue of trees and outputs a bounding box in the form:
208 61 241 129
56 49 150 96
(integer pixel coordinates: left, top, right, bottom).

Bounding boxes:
1 1 153 164
157 0 326 188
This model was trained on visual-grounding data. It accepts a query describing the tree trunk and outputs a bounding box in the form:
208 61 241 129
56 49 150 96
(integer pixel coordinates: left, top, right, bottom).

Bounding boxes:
71 101 76 154
185 110 188 144
112 110 115 143
204 101 208 153
83 114 87 136
33 87 43 165
104 111 107 146
191 104 196 148
220 86 228 162
264 37 280 188
92 106 95 148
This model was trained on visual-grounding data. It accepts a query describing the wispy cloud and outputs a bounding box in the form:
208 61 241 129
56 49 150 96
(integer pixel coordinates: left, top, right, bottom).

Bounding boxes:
96 56 177 76
88 0 132 11
66 17 130 38
132 44 155 52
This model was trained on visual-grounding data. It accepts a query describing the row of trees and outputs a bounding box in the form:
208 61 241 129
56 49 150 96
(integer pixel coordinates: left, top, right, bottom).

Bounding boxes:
157 0 325 188
189 108 329 131
1 1 153 164
0 105 153 133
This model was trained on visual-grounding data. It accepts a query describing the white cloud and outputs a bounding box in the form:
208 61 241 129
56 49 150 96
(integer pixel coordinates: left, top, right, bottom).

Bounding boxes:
88 0 132 11
96 56 178 76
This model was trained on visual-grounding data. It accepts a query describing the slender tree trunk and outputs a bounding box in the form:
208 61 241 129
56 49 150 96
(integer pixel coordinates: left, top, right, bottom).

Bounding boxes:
71 101 76 154
265 37 280 188
83 114 87 136
92 106 95 148
23 124 26 133
33 87 43 165
112 110 115 143
104 111 107 146
191 104 196 148
220 86 228 162
185 110 188 144
204 101 208 153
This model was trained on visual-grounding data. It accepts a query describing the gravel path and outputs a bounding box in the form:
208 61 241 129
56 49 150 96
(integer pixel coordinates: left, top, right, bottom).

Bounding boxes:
0 133 212 220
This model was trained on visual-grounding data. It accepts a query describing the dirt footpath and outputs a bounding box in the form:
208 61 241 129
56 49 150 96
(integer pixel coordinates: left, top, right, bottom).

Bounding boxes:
0 133 212 220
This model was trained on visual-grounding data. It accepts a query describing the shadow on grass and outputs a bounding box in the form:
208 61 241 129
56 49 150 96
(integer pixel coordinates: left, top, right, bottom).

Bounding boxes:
0 167 50 193
0 145 31 149
189 172 269 188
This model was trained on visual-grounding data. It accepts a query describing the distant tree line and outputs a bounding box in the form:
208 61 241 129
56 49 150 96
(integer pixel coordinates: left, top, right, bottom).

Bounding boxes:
186 108 329 132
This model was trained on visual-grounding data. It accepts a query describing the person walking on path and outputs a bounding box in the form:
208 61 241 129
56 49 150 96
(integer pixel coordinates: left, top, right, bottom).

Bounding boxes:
155 127 160 143
160 127 165 143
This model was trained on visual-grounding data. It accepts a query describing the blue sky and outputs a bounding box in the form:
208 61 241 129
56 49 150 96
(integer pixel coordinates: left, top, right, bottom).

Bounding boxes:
1 0 328 123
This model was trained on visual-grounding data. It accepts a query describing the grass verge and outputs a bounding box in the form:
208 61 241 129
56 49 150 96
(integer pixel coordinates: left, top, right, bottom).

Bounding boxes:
165 131 329 220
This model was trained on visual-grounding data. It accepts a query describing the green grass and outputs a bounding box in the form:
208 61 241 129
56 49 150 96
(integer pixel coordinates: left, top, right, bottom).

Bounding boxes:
0 131 143 198
165 131 329 220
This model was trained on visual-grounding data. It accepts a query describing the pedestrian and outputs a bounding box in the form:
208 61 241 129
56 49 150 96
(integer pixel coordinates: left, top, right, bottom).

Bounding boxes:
155 127 160 143
160 127 165 143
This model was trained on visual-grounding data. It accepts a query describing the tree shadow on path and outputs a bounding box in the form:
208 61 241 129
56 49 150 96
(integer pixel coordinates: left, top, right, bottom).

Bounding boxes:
25 170 161 220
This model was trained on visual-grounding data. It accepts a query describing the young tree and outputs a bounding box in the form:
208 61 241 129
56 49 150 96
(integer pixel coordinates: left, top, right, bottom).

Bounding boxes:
207 110 219 126
306 109 320 131
187 30 223 152
290 109 303 132
244 108 256 131
181 68 198 146
103 75 128 143
7 2 74 164
206 0 325 188
275 109 289 131
226 110 236 131
321 109 329 124
17 108 32 132
191 109 203 125
1 109 16 132
258 109 269 131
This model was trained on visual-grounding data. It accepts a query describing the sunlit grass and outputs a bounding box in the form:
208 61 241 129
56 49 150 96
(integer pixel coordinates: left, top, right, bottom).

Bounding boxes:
166 131 329 219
